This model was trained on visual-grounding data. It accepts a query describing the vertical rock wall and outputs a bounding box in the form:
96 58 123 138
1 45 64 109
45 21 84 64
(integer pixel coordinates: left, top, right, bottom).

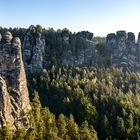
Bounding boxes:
107 31 140 72
23 32 45 73
0 32 31 129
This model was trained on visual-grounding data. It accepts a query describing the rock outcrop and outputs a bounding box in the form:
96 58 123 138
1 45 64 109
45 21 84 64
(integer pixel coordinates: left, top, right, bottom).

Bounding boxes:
0 32 31 129
62 32 101 67
23 32 45 73
20 27 140 73
107 31 140 72
0 33 1 41
77 31 93 40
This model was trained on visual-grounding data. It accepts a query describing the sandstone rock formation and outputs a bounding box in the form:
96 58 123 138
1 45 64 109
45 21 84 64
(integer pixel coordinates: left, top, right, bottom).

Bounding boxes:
61 30 70 44
0 77 14 128
0 32 31 129
62 32 101 67
107 31 140 72
2 31 13 43
23 32 45 73
20 28 140 73
77 31 93 40
0 33 1 41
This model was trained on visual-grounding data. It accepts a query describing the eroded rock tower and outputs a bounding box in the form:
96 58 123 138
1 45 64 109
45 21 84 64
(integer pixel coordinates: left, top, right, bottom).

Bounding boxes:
0 32 31 129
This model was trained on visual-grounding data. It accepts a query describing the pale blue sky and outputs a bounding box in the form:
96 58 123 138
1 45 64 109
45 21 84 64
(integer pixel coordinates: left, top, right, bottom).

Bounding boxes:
1 0 140 36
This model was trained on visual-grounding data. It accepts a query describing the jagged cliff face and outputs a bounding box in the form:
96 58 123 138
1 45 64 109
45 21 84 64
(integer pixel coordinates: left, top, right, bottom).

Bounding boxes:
22 30 101 72
55 31 102 67
0 29 139 130
0 32 31 129
107 31 140 72
62 32 97 66
20 27 140 73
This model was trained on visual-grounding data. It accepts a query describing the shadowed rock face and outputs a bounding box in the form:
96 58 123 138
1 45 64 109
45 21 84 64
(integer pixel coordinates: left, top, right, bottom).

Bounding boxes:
107 31 140 72
23 32 45 73
77 31 93 40
61 33 101 67
1 31 13 43
21 29 140 73
106 33 117 58
0 32 31 129
0 34 1 41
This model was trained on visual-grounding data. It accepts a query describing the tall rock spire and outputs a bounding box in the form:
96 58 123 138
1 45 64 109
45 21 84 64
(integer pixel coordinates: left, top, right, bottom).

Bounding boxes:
23 32 45 73
0 32 31 129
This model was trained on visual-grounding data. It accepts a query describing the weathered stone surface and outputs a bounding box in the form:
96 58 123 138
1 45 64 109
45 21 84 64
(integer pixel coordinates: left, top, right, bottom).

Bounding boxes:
61 30 69 43
106 31 139 72
136 32 140 71
23 32 45 73
20 29 140 73
0 33 1 41
106 33 117 60
116 31 126 54
61 34 99 67
77 31 93 40
0 76 14 128
0 32 31 129
13 37 21 46
2 31 13 43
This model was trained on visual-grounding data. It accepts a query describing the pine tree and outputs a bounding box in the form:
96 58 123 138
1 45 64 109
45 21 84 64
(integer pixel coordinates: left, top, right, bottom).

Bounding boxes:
42 108 58 139
100 115 110 139
89 125 98 140
32 91 41 126
79 121 93 140
13 128 26 140
79 121 98 140
31 91 45 139
57 114 67 139
116 116 125 138
136 132 140 140
126 113 134 137
25 128 36 140
66 114 80 140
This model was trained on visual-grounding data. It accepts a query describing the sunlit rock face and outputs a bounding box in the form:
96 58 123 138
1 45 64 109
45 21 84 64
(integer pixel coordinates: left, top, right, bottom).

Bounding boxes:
0 32 31 130
106 31 139 72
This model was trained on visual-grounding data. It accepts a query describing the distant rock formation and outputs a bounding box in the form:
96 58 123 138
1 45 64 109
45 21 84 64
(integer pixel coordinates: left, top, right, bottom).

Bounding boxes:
0 32 31 129
20 27 140 73
62 32 101 67
107 31 140 72
0 33 1 41
77 31 93 40
22 32 45 73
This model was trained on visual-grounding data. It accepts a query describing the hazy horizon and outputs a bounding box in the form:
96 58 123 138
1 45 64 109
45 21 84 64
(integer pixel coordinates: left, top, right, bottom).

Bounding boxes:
1 0 140 37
